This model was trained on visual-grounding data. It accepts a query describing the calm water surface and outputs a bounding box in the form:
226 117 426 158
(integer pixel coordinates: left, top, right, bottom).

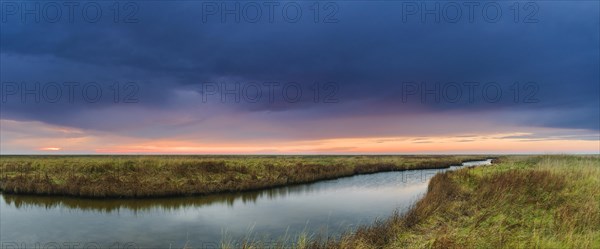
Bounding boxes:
1 160 491 248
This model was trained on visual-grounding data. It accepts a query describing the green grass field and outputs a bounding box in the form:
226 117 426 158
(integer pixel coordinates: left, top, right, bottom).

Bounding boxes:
0 155 485 198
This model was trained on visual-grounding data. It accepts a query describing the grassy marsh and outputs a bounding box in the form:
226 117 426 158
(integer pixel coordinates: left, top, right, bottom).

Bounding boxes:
285 155 599 249
2 155 596 248
0 155 486 198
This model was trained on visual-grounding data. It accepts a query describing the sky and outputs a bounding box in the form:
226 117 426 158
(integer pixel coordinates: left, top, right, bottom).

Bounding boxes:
0 1 599 154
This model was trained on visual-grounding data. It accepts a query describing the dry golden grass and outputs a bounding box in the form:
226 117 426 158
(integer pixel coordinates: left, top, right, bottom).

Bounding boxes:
0 155 485 198
301 155 599 249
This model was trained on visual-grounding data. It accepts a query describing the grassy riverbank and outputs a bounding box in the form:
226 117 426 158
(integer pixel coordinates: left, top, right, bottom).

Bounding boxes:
291 155 598 249
0 155 486 198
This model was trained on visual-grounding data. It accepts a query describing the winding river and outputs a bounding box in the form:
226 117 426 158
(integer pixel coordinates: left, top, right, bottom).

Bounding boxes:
0 159 491 248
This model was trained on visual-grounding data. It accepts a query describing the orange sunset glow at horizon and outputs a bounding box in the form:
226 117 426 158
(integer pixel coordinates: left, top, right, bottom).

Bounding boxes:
1 119 598 155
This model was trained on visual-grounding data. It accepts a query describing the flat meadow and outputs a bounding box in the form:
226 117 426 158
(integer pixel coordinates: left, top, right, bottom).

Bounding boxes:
2 155 596 249
292 155 600 249
0 155 485 198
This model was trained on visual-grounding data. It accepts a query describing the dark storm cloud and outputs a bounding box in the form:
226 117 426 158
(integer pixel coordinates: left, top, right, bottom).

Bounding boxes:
1 1 598 133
